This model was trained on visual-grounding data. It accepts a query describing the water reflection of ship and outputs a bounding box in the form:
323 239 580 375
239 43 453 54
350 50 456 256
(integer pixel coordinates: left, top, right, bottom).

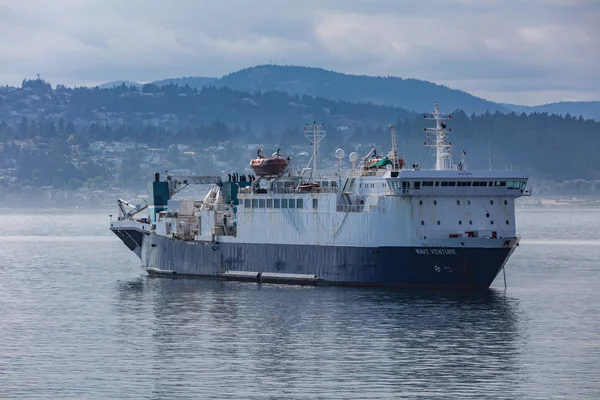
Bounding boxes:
115 281 522 397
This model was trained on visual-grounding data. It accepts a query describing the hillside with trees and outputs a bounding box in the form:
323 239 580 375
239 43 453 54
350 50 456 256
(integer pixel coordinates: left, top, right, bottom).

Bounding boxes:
147 65 600 120
153 65 507 115
0 77 599 206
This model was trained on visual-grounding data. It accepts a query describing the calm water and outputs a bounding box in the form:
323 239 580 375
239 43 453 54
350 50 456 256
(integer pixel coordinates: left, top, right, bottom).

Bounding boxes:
1 206 599 399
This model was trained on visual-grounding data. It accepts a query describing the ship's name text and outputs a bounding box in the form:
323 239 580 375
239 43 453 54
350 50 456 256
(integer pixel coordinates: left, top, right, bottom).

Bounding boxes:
415 248 457 256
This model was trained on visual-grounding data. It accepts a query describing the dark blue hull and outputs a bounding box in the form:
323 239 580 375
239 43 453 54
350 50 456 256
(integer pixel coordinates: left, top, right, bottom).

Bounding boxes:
112 228 515 289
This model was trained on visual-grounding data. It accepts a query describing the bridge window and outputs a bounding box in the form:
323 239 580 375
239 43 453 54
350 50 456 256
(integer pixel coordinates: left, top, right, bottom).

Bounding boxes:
466 182 472 186
289 199 295 209
251 199 258 208
449 182 456 187
422 181 434 187
274 199 280 208
313 199 318 209
507 181 526 190
414 182 421 189
259 199 265 208
297 199 303 209
435 181 440 186
245 199 250 208
267 199 273 208
281 199 288 208
441 182 449 187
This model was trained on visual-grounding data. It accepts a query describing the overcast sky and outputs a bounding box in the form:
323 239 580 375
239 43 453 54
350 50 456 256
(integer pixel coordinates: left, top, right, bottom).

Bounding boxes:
0 0 598 105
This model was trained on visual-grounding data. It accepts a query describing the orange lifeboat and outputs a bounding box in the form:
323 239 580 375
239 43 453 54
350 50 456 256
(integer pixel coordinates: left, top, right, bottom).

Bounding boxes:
250 149 288 177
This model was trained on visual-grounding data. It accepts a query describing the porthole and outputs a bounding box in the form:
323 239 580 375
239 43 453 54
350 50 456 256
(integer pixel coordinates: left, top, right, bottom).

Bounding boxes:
486 213 490 218
506 220 510 225
419 200 423 205
504 200 508 205
469 220 473 225
457 200 460 205
433 200 437 205
490 200 494 205
437 221 441 225
491 220 494 225
467 200 471 205
421 221 425 225
459 221 462 225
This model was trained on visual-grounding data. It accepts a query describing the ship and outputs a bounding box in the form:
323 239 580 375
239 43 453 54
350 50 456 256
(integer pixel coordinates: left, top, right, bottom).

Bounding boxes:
110 103 531 288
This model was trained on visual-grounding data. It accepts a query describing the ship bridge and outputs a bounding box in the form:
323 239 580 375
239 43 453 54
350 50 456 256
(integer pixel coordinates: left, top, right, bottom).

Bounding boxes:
383 170 530 197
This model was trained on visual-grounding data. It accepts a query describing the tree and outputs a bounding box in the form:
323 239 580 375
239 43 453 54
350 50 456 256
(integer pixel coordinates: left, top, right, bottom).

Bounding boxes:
52 175 65 189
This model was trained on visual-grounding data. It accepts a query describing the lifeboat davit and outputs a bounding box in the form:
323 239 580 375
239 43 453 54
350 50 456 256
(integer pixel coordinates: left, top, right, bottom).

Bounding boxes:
250 149 288 177
365 156 404 170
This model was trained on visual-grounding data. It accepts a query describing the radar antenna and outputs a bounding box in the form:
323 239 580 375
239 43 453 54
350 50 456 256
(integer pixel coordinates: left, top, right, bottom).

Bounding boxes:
423 102 453 171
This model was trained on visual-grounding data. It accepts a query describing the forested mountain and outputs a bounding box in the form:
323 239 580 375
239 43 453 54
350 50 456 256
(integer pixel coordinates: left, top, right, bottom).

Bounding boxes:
152 65 507 115
98 80 143 89
145 65 600 120
503 101 600 121
0 78 414 132
152 76 216 88
1 77 600 198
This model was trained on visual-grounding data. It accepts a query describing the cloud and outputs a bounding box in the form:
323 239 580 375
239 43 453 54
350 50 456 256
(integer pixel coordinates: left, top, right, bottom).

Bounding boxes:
0 0 598 105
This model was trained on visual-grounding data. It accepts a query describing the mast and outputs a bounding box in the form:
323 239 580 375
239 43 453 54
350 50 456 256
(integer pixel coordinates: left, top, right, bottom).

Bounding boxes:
304 121 326 177
389 125 399 171
424 102 453 171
